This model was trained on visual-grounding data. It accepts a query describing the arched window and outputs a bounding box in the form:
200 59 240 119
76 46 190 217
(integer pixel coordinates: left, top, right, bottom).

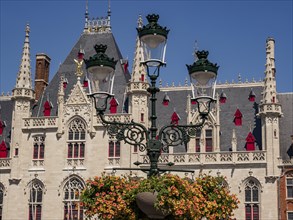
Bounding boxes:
245 179 260 220
0 183 4 220
63 177 84 220
67 119 86 159
28 180 44 220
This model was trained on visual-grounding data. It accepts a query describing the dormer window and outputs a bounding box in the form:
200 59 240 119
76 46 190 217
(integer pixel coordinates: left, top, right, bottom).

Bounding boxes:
219 91 227 104
109 97 119 114
0 141 8 158
171 111 180 125
124 61 129 73
43 101 52 117
245 132 256 151
63 78 68 89
233 108 243 126
162 93 170 106
191 98 197 105
83 76 88 88
248 90 256 102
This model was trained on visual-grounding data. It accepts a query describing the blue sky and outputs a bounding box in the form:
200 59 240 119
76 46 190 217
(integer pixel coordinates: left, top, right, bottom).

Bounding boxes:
0 0 292 93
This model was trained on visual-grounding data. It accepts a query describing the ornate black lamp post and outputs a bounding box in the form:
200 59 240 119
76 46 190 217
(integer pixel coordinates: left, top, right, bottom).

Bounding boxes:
85 14 219 177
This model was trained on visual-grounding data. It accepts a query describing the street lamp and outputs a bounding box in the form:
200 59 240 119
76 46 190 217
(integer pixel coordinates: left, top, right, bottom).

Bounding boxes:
85 44 117 113
85 14 219 177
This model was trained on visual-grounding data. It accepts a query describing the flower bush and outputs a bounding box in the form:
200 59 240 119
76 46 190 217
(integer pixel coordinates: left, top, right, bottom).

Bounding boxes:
80 173 239 220
80 174 138 219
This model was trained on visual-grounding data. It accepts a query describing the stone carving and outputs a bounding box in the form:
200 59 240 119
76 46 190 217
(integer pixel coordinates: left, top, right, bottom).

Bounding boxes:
74 59 84 78
64 83 91 123
66 84 89 105
265 176 277 183
9 178 21 185
16 100 30 112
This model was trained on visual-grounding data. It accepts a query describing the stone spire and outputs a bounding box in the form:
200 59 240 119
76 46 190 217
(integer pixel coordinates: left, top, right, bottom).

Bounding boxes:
131 37 147 82
131 15 146 82
12 24 34 101
15 24 32 89
258 38 282 117
258 37 282 177
262 37 278 104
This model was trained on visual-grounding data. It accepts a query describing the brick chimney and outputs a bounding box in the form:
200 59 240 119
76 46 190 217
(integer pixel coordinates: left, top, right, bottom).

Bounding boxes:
34 53 50 101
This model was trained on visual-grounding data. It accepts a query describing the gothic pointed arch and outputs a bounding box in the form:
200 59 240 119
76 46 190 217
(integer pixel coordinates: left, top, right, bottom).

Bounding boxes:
27 178 45 220
241 176 262 220
62 175 85 220
66 117 87 163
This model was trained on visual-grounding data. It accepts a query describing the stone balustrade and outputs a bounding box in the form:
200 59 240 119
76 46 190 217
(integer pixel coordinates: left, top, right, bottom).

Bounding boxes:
95 114 132 125
142 151 266 165
23 117 58 129
278 158 293 166
0 158 11 170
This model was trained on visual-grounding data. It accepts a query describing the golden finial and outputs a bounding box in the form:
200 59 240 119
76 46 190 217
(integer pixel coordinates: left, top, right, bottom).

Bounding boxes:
74 58 84 78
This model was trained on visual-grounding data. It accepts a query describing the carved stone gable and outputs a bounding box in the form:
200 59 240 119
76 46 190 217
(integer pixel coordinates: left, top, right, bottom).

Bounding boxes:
66 82 89 105
63 82 92 131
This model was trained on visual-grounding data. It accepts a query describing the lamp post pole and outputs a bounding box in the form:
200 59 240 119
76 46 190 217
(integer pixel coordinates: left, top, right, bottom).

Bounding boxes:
85 14 218 177
147 73 162 176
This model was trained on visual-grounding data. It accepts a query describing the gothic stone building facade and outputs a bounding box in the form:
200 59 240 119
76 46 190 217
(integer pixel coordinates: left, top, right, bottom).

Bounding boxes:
0 8 293 220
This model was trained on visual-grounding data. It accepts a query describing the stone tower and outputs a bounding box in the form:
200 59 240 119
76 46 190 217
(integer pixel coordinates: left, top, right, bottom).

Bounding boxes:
258 37 283 177
8 24 35 219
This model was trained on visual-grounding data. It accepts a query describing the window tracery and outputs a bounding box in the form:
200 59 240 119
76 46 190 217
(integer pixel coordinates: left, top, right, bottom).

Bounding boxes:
67 119 86 159
28 180 44 220
63 177 84 220
244 179 260 220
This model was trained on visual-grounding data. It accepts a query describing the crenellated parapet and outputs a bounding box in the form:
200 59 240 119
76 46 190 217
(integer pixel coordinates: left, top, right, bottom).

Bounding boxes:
84 16 111 34
94 113 132 126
